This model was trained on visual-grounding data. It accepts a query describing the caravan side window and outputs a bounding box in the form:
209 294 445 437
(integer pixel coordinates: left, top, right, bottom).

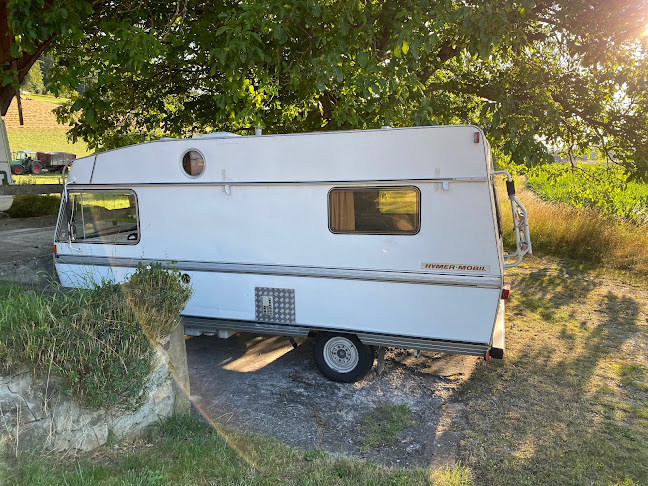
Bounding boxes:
57 191 139 244
328 187 420 235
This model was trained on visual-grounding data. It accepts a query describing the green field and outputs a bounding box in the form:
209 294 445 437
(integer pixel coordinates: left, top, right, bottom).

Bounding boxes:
526 164 648 223
6 128 91 158
11 173 64 185
27 94 68 104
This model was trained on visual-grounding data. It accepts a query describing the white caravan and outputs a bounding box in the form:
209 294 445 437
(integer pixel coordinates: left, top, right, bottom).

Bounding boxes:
0 118 14 211
53 126 531 382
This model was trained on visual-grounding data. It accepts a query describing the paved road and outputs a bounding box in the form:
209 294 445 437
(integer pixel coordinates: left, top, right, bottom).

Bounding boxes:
0 226 55 262
0 216 58 284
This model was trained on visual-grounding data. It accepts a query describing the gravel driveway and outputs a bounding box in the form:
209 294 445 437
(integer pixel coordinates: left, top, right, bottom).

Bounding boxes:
187 333 479 468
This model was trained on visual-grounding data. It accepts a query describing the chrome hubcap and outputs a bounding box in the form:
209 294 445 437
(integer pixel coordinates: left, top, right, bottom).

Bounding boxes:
323 336 359 373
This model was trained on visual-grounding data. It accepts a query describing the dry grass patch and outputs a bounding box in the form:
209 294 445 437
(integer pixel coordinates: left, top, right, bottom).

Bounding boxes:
458 257 648 485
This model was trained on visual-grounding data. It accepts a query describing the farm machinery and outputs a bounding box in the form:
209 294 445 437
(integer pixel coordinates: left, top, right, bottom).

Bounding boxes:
10 150 76 175
10 150 41 175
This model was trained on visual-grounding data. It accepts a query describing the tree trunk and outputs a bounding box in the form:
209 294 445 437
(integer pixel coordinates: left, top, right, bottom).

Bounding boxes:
0 0 52 115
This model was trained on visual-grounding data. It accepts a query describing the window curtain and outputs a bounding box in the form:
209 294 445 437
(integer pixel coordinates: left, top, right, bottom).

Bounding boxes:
330 190 355 231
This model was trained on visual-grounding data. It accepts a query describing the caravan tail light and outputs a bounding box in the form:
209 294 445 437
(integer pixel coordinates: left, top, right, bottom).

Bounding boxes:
501 283 510 300
52 244 57 255
474 132 480 143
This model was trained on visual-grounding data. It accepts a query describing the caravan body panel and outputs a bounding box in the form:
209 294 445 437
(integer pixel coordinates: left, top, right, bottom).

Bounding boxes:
54 125 508 353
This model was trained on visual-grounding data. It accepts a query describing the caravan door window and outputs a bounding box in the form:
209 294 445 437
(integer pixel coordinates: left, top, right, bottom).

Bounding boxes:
328 187 420 234
57 191 139 244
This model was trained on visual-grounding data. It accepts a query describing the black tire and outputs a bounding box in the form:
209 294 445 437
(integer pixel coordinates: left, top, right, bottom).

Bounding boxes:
11 164 24 175
313 332 375 383
31 162 43 174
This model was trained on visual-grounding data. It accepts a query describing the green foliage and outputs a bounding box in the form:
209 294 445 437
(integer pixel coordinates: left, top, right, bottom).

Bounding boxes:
359 403 412 450
20 60 45 94
0 264 192 410
4 1 648 179
6 194 60 218
526 165 648 223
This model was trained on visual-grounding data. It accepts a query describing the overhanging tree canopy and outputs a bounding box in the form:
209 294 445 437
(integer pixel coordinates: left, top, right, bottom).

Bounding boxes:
4 0 648 178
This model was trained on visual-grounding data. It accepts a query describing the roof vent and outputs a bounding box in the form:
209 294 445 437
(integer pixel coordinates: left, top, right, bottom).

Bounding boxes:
201 132 241 139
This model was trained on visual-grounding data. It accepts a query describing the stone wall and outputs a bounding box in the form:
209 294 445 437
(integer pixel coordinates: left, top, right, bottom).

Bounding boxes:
0 323 190 452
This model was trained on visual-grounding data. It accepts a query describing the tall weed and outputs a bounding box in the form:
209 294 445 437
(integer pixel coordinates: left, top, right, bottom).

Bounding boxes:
0 264 192 411
6 195 60 218
499 178 648 275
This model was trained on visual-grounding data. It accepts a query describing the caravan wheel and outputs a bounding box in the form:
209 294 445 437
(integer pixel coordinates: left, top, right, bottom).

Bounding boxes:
313 332 375 383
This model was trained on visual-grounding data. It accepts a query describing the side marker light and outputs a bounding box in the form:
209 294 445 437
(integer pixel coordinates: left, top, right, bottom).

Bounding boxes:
501 283 510 300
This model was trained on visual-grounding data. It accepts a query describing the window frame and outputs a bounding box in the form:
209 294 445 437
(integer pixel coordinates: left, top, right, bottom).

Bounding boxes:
327 185 421 235
180 149 206 179
57 189 141 245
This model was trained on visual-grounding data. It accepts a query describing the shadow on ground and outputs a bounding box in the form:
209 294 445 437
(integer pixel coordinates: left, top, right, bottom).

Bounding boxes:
457 259 648 485
187 333 479 468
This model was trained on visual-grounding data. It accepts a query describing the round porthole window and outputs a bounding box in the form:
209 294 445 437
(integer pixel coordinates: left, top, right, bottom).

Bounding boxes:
181 150 205 178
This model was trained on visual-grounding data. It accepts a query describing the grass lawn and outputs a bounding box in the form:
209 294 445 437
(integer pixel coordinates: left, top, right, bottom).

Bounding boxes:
26 94 68 104
11 173 65 185
7 127 91 157
0 415 440 486
459 256 648 485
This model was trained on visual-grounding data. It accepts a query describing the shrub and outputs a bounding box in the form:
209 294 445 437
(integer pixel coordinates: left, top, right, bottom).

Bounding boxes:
122 262 193 343
525 164 648 224
6 195 60 218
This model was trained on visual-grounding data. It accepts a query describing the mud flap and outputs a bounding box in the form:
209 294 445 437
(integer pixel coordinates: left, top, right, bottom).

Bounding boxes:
490 300 505 359
376 346 386 375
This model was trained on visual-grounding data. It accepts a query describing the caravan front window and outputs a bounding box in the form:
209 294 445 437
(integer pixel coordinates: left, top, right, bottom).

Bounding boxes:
328 187 420 235
57 191 139 244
